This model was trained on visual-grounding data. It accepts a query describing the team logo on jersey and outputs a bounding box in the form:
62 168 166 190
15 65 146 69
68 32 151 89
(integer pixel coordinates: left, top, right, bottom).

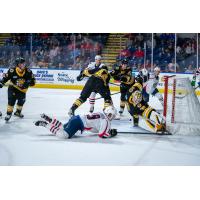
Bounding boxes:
16 78 25 87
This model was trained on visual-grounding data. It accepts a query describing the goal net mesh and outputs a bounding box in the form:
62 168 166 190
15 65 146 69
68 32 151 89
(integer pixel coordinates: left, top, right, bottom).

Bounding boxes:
163 76 200 135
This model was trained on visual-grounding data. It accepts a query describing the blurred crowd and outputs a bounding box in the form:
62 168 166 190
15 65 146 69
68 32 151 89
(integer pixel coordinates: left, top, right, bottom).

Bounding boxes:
117 33 199 73
0 33 199 73
0 33 108 70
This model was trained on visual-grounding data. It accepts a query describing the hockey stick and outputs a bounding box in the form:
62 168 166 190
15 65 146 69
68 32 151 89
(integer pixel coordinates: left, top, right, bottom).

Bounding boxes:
95 91 120 100
118 131 172 135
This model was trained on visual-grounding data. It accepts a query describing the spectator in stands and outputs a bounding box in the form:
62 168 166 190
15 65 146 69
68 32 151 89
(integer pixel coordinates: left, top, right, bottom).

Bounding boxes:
185 64 194 73
119 47 131 60
134 46 144 58
72 56 84 70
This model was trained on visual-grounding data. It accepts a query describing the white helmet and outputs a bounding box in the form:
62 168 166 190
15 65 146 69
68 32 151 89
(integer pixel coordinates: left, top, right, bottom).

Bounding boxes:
141 68 148 76
95 55 102 60
154 67 161 72
104 106 117 120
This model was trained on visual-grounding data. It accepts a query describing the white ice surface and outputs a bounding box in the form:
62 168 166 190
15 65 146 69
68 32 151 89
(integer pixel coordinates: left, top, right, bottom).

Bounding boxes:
0 87 200 166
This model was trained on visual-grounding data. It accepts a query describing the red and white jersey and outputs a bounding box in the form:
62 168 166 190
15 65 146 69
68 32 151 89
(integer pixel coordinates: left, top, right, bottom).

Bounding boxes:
145 72 159 94
80 112 111 138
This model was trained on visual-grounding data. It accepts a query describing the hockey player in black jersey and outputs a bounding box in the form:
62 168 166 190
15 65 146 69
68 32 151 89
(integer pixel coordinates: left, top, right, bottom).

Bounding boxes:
126 78 166 133
0 57 36 121
68 56 112 117
110 59 135 115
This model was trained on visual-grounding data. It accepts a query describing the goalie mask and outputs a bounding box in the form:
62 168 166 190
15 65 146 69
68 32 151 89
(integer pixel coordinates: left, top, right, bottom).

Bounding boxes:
132 90 142 105
104 106 117 120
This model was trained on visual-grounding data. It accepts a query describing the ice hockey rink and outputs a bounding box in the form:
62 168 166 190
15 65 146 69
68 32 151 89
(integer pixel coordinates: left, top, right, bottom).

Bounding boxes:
0 87 200 166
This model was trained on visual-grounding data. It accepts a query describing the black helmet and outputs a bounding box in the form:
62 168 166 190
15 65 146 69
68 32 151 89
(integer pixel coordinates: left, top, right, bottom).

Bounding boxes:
122 59 128 65
15 57 25 65
135 75 143 84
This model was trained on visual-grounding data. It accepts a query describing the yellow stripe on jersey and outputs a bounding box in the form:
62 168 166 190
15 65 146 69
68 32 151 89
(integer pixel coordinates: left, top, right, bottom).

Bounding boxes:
83 69 91 77
129 82 143 93
134 82 143 91
11 83 28 93
74 99 82 107
94 69 109 86
16 67 26 77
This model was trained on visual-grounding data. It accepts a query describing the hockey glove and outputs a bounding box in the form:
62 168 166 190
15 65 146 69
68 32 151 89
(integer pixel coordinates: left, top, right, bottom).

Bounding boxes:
0 82 4 88
109 129 118 137
21 81 30 89
120 76 127 83
76 70 84 81
76 74 84 81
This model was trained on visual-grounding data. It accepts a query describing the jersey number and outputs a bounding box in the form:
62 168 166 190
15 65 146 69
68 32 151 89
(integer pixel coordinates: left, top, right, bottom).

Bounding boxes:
86 114 100 120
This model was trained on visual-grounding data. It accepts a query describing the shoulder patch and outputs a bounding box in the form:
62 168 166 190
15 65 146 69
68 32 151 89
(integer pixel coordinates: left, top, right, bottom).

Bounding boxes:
9 69 14 73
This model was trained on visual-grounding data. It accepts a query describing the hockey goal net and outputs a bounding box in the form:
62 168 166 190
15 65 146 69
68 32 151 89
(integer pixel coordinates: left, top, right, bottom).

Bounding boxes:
163 76 200 135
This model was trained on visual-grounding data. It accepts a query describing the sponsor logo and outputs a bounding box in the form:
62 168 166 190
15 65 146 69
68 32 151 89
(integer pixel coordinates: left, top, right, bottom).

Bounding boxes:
57 72 74 83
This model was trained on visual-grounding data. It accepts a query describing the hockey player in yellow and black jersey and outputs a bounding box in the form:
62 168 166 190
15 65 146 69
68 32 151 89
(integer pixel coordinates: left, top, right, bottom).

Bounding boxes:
110 59 135 115
68 55 112 117
0 57 36 121
126 77 166 133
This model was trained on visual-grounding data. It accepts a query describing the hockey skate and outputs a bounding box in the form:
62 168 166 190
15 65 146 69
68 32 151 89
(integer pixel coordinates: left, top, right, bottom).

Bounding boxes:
14 110 24 118
155 123 168 134
41 113 52 123
35 120 48 127
0 111 2 118
68 108 75 117
5 114 12 122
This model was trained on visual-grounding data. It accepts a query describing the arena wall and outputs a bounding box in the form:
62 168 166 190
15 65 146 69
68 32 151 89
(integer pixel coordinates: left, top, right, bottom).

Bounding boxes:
0 68 199 95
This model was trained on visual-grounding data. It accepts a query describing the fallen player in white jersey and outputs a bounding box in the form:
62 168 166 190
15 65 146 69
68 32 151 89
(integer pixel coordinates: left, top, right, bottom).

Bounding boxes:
34 106 117 139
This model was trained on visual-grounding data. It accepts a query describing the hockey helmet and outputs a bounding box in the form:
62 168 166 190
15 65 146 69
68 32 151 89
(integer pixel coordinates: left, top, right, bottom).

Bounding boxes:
135 75 143 84
104 106 117 120
141 68 149 76
154 67 161 72
95 55 102 60
15 57 25 65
